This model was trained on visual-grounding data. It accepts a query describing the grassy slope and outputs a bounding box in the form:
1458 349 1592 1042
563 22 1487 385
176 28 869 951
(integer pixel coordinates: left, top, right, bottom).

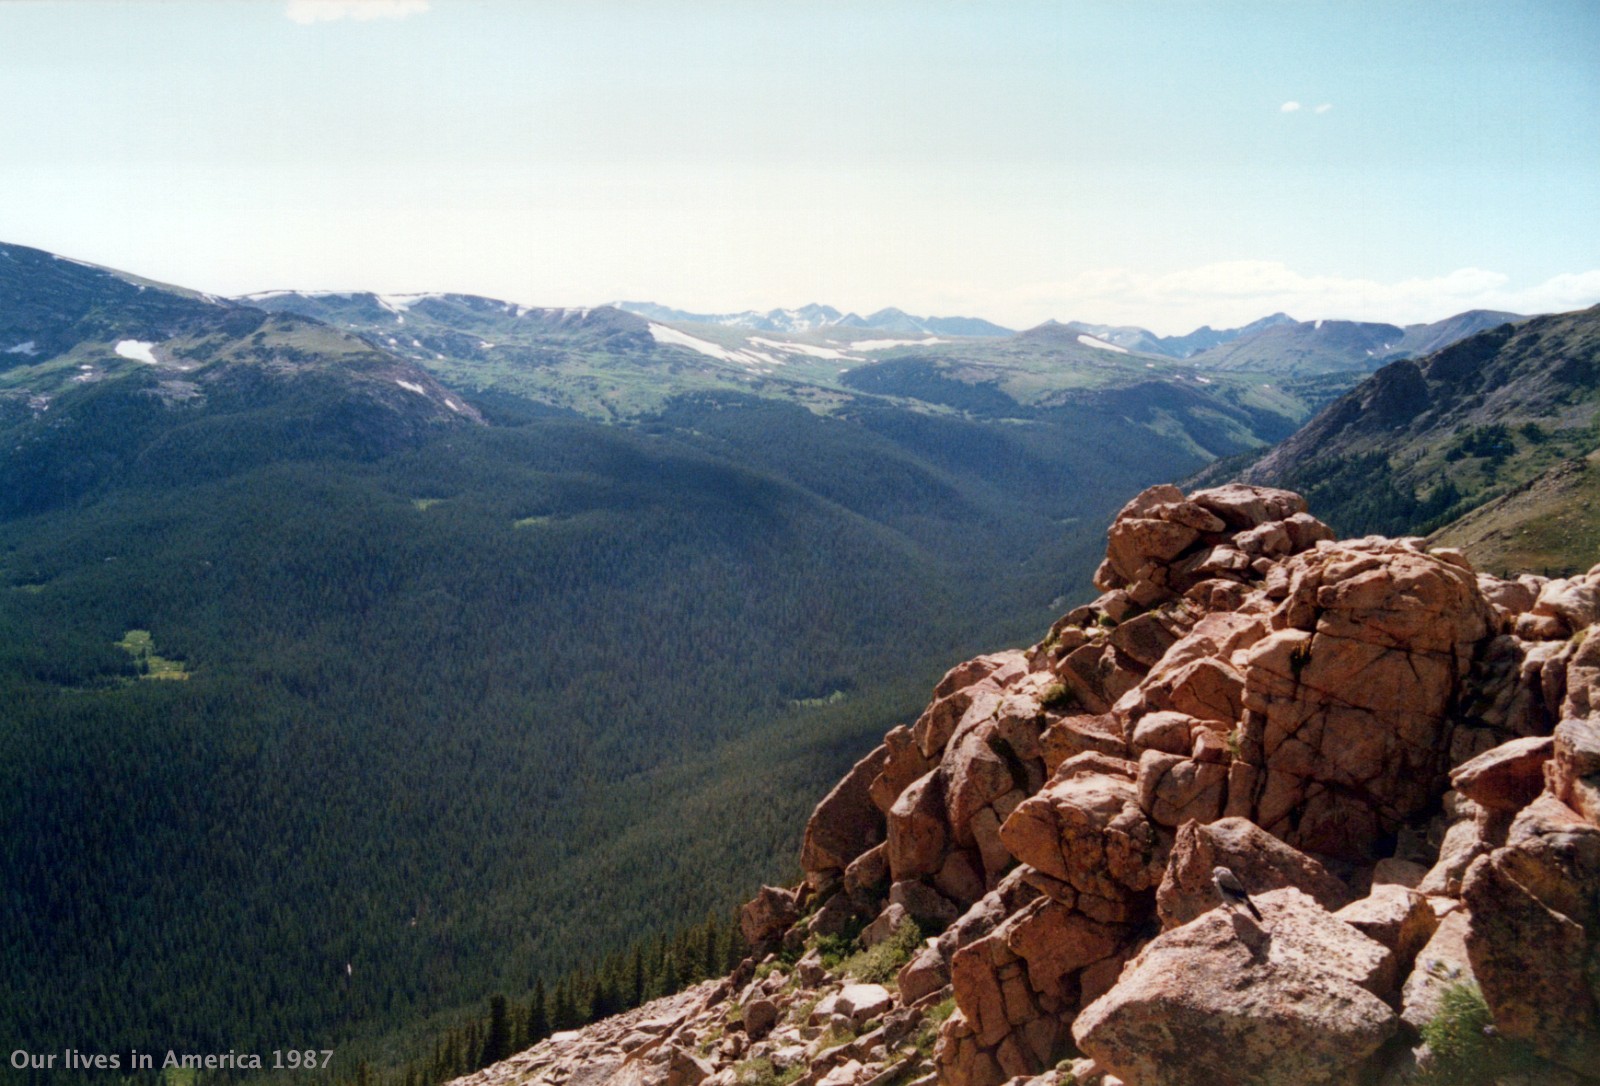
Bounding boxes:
1429 449 1600 577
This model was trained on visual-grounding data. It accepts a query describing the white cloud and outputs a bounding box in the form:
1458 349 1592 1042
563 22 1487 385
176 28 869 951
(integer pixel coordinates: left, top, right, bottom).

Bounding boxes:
285 0 431 25
1314 103 1333 114
1280 101 1302 113
947 262 1600 335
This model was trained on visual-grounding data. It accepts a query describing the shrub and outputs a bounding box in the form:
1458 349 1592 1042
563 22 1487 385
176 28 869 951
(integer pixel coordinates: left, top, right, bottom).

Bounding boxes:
915 996 957 1056
1040 682 1076 710
838 918 925 985
810 926 860 970
1414 981 1541 1085
815 1021 857 1054
732 1057 803 1086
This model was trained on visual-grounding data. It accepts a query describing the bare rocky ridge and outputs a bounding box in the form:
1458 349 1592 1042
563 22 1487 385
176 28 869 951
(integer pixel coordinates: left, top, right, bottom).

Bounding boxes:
454 483 1600 1086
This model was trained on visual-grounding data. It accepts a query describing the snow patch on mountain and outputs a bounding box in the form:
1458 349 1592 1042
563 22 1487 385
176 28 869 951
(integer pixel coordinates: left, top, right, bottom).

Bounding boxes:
1077 334 1129 354
649 323 766 368
850 337 944 350
114 340 159 364
378 293 442 312
748 337 857 361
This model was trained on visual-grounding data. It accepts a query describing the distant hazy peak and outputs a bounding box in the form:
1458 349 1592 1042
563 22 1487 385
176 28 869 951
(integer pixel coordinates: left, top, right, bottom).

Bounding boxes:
612 301 1012 338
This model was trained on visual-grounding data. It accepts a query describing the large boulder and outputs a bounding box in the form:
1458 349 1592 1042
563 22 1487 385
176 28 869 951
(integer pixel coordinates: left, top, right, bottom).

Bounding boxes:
1462 795 1600 1074
1400 908 1477 1035
868 724 933 815
1549 717 1600 826
887 768 949 882
1156 816 1352 928
740 885 798 947
1093 483 1330 603
1000 753 1160 918
1189 484 1309 530
801 744 890 885
1334 883 1437 974
1038 713 1127 772
1563 630 1600 722
1074 888 1398 1086
1450 734 1554 812
941 894 1126 1083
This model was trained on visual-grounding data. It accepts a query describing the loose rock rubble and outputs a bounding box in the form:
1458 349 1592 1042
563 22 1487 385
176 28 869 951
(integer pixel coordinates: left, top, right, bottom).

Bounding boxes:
453 484 1600 1086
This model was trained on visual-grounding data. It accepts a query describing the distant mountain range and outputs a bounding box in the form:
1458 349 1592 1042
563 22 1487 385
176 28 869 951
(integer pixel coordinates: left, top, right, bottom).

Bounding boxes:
612 301 1014 338
613 300 1529 374
1182 309 1525 375
1058 313 1297 357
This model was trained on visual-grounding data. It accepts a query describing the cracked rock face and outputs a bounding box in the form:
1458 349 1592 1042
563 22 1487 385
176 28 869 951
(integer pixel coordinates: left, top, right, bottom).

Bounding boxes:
455 489 1600 1086
1239 539 1495 859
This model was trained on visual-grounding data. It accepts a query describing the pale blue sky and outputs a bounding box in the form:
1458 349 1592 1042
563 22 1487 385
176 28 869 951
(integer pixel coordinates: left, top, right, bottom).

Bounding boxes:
3 0 1597 332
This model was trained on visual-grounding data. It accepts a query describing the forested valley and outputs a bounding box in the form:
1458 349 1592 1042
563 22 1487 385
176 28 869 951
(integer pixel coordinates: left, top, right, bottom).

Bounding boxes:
0 371 1220 1082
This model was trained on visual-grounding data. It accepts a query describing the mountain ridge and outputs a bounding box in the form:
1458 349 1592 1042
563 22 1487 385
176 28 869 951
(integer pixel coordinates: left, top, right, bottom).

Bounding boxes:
611 301 1014 338
1185 303 1600 579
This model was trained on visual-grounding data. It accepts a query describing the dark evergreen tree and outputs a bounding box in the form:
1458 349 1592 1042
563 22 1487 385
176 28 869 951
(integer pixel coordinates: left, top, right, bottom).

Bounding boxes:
629 945 646 1008
525 978 549 1046
479 994 511 1069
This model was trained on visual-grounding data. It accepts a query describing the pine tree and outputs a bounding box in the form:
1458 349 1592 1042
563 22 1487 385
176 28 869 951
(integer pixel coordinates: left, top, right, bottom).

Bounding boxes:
480 994 512 1069
550 978 578 1032
659 952 680 998
525 978 549 1046
628 945 646 1008
701 913 719 979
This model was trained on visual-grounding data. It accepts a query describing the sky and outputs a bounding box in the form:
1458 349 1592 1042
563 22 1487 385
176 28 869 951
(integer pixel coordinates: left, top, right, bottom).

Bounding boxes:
3 0 1598 334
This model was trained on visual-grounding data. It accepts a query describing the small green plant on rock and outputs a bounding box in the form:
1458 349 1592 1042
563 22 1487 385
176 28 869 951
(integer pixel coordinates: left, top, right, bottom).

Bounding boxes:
1413 981 1541 1085
753 959 789 983
914 996 957 1057
810 929 858 970
732 1057 803 1086
1040 682 1076 711
838 918 924 985
788 992 823 1025
816 1021 857 1053
1224 725 1242 758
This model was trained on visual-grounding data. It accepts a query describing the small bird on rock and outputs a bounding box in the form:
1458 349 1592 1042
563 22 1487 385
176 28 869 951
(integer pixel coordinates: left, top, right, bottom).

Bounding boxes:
1213 866 1263 922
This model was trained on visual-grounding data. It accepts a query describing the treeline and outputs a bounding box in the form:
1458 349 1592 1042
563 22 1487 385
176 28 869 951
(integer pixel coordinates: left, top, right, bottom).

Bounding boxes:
1278 451 1466 537
377 912 748 1086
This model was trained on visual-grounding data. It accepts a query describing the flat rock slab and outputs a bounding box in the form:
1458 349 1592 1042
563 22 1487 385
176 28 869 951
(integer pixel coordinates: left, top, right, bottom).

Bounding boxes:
1074 888 1398 1086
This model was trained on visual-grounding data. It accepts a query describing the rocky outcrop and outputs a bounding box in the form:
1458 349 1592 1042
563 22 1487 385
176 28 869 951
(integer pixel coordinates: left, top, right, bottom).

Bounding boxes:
1073 888 1399 1086
455 492 1600 1086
